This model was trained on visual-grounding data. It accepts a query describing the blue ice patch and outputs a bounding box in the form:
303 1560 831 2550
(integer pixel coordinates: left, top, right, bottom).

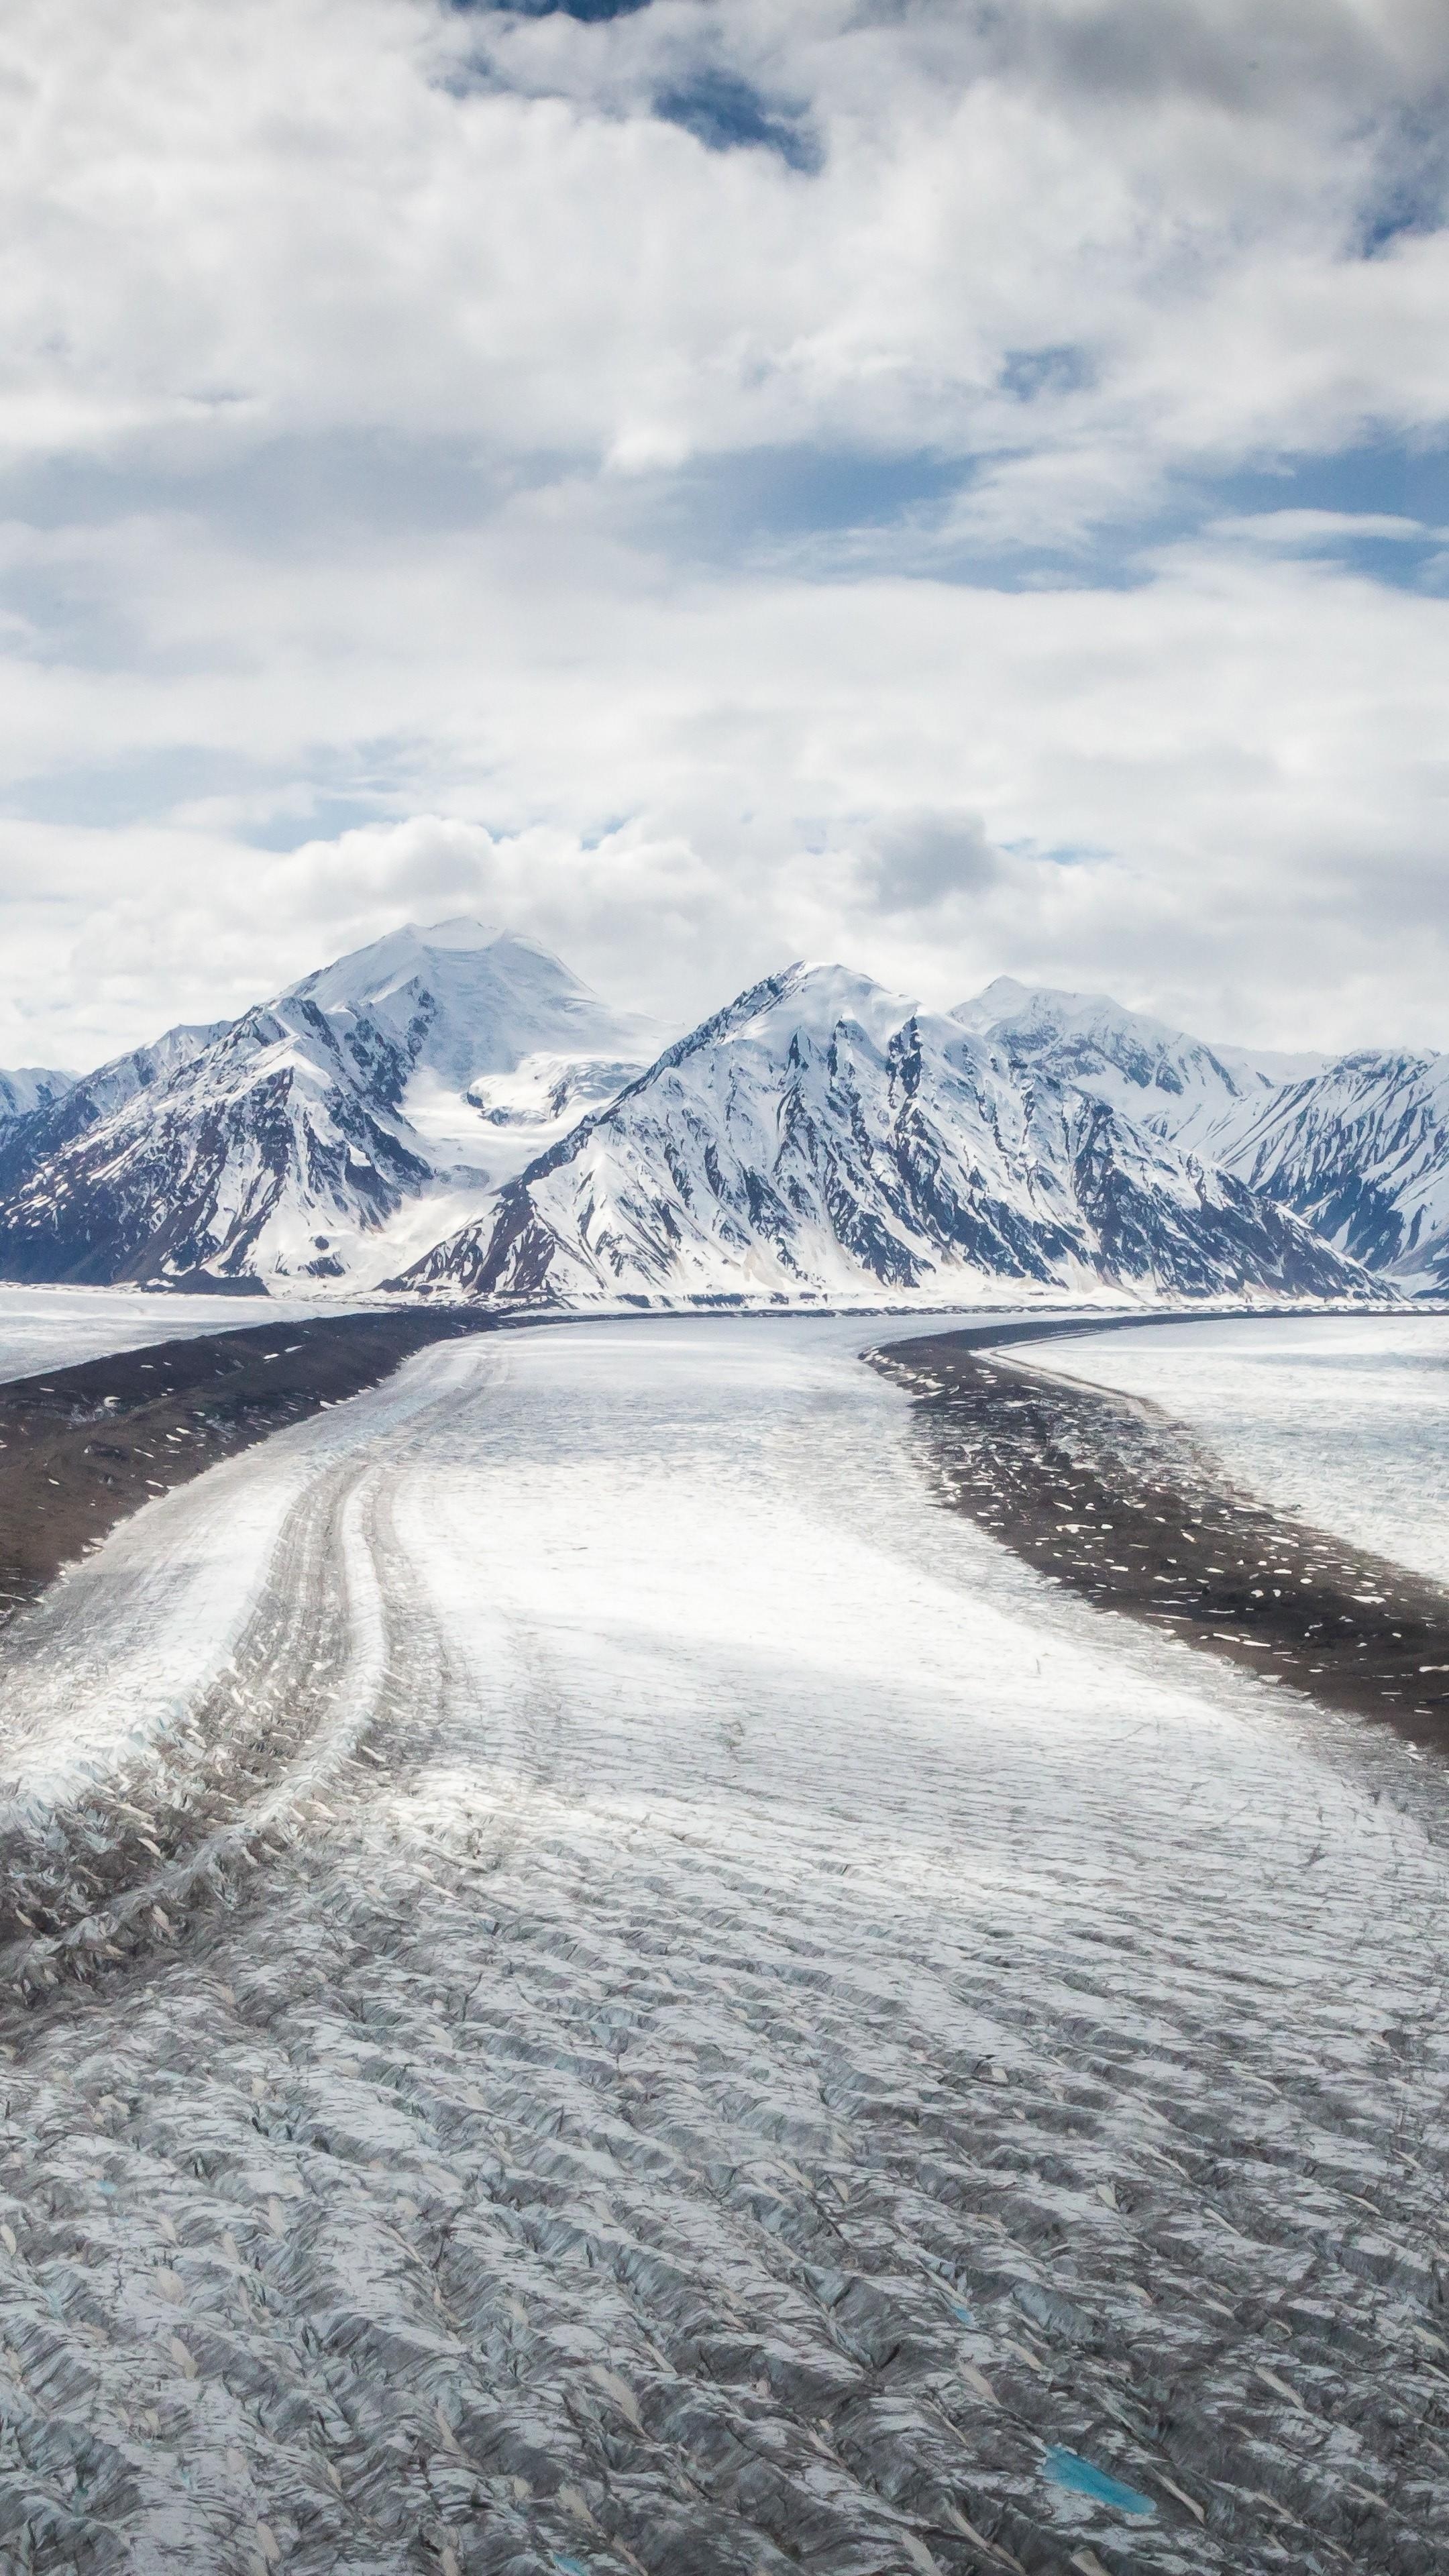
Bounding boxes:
951 2302 975 2326
1043 2447 1157 2517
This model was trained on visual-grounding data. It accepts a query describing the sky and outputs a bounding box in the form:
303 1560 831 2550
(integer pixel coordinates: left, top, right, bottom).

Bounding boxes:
2 0 1449 1073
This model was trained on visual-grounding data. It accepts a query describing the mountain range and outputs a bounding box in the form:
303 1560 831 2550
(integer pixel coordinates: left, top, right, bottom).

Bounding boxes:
0 921 1440 1312
964 981 1449 1296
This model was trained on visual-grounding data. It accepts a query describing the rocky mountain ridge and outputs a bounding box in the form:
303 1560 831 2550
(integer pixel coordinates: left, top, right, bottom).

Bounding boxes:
0 1069 75 1128
965 981 1449 1295
0 930 1434 1310
402 963 1381 1312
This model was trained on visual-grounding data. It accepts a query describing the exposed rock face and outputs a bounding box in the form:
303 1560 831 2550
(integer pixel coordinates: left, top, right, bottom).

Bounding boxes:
1209 1053 1449 1293
1 942 1426 1309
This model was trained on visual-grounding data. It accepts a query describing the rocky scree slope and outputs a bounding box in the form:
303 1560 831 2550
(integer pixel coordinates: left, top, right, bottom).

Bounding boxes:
400 963 1380 1310
0 921 658 1293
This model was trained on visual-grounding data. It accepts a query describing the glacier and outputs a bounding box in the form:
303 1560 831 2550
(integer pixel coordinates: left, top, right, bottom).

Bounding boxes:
0 1313 1439 2569
1004 1308 1449 1591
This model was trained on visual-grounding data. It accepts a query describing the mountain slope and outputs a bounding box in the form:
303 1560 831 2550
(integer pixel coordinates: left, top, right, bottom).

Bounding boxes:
400 963 1379 1311
0 922 659 1291
1215 1051 1449 1291
0 1069 74 1129
962 979 1449 1296
0 1024 228 1203
957 977 1322 1159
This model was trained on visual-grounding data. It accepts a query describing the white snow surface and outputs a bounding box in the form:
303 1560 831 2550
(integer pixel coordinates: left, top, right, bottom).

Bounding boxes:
1218 1049 1449 1288
955 978 1322 1159
0 1313 1443 2569
0 1284 327 1387
959 977 1449 1287
1010 1311 1449 1588
297 916 659 1097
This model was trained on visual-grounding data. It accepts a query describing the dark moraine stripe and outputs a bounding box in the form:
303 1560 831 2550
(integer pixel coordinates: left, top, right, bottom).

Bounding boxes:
0 1306 494 1629
873 1314 1449 1763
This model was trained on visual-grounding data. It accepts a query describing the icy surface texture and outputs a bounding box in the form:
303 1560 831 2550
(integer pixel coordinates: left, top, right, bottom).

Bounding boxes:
0 1286 327 1389
0 1317 1442 2571
1024 1313 1449 1589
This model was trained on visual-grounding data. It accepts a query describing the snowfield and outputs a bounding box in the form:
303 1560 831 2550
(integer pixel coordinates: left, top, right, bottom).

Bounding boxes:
0 1316 1443 2572
0 1285 326 1389
1016 1312 1449 1589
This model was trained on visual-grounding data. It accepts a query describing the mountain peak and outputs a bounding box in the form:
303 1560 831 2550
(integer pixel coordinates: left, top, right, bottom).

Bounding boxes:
400 916 507 952
955 977 1163 1042
720 959 922 1049
956 973 1046 1027
0 920 665 1293
0 1066 76 1127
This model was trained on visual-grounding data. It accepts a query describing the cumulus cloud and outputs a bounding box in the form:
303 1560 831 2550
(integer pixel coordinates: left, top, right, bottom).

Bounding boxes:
0 0 1446 1067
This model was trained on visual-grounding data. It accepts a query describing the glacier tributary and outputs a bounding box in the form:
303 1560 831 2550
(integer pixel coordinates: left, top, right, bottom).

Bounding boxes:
1017 1312 1449 1589
0 1284 329 1389
0 1313 1443 2573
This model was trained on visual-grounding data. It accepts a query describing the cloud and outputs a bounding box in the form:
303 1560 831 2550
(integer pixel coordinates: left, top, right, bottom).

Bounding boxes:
1208 508 1436 545
0 0 1446 1069
0 0 1442 486
859 812 1002 914
1 497 1448 1063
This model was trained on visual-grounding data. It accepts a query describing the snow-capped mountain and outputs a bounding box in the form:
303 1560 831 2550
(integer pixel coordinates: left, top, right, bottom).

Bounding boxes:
0 1024 227 1201
0 1068 74 1128
958 977 1322 1159
1214 1051 1449 1292
962 979 1449 1297
3 941 1432 1310
400 963 1379 1311
0 922 661 1291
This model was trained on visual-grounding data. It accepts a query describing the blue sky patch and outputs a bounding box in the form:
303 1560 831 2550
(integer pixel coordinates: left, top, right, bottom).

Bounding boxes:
1218 437 1449 528
653 68 820 173
450 1 654 19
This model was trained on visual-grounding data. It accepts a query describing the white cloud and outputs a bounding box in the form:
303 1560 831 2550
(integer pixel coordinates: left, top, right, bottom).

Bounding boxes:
1207 509 1436 545
3 0 1446 481
2 505 1448 1065
0 0 1447 1068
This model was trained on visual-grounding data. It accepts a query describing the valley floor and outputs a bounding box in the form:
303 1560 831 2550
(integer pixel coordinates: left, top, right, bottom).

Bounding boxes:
0 1316 1442 2573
